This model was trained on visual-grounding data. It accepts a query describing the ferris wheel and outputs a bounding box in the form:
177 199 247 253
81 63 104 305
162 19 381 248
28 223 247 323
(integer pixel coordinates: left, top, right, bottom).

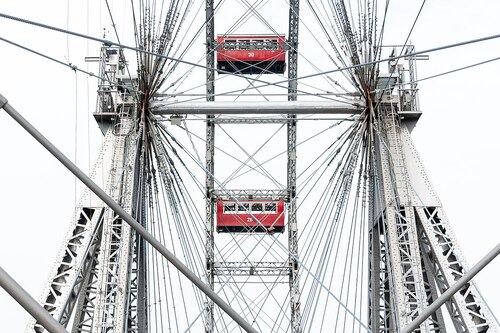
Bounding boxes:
0 1 500 333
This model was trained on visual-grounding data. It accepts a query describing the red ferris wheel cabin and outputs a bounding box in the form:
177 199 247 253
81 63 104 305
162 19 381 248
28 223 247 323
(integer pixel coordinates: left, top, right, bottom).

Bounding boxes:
216 200 285 233
216 35 287 74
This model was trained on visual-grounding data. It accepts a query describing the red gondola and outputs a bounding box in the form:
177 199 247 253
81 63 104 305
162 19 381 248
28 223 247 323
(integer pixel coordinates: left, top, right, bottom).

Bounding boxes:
216 200 285 233
216 35 287 74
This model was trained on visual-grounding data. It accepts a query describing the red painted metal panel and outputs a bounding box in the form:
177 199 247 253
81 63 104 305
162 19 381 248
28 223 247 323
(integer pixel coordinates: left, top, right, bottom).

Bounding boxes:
217 49 286 62
216 200 285 233
216 35 287 63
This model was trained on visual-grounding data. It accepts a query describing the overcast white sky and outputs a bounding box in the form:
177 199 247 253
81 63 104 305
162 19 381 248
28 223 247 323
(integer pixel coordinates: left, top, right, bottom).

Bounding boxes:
1 0 499 331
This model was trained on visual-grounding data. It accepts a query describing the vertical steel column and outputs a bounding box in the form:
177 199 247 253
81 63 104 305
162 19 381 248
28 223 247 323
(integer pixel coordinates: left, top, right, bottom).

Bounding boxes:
90 118 138 333
133 162 149 333
373 110 429 331
287 1 301 332
368 162 380 332
205 1 215 331
368 222 390 332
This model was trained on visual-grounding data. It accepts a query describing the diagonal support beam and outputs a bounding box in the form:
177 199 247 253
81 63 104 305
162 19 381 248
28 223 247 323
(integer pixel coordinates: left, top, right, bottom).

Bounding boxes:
0 93 258 333
0 265 68 333
402 242 500 333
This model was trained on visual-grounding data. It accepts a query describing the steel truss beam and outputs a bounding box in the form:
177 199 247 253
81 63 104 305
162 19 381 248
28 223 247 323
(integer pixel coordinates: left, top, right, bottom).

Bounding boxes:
403 241 500 333
151 100 362 115
25 129 115 332
25 118 139 333
370 104 444 332
369 220 394 331
213 262 289 276
415 207 498 332
204 1 216 332
90 118 138 332
213 189 288 200
287 1 301 332
209 118 332 124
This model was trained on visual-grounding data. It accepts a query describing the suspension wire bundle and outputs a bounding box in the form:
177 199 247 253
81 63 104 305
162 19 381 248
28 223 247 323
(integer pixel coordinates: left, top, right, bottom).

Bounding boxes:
113 1 397 331
151 113 377 332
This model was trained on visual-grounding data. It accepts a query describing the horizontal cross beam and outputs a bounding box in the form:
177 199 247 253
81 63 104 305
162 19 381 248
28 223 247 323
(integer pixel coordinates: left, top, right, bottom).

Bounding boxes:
151 100 364 115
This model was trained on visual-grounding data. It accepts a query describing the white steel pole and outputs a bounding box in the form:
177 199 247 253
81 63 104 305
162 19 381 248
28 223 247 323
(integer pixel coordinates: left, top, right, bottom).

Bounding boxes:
0 265 68 333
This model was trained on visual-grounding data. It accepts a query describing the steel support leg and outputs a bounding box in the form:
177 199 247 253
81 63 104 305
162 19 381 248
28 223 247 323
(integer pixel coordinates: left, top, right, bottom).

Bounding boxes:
287 0 301 331
205 0 216 331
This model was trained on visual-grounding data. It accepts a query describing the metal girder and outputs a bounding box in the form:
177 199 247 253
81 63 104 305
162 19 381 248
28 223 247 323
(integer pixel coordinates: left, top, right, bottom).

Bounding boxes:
151 100 362 115
206 0 215 103
209 117 305 124
418 242 448 332
287 0 299 101
287 1 301 332
212 189 288 200
416 207 497 332
204 111 216 333
70 245 101 333
369 220 396 332
22 49 141 332
213 261 289 276
90 118 138 333
371 105 434 332
28 209 104 332
406 236 500 333
25 129 115 333
204 1 216 332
